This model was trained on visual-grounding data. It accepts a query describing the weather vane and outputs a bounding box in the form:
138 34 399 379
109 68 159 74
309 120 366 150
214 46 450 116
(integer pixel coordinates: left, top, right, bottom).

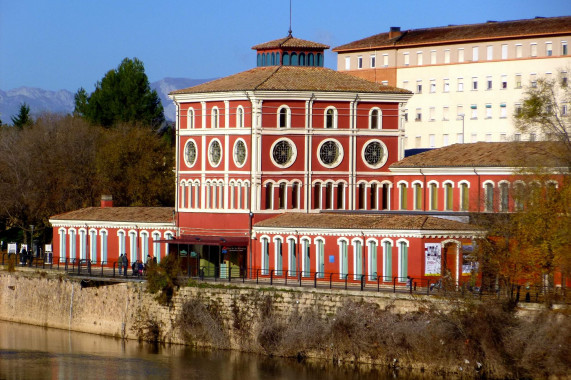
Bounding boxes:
288 0 292 37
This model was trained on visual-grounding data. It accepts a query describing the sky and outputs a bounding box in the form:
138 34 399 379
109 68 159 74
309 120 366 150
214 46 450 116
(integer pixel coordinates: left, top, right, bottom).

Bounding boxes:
1 0 570 92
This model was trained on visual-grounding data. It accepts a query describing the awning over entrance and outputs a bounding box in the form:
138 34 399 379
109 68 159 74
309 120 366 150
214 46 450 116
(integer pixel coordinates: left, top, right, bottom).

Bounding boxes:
156 235 249 246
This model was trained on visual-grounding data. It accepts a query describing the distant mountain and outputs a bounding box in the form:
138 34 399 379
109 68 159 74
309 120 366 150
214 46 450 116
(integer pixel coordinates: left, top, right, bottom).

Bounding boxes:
0 77 214 123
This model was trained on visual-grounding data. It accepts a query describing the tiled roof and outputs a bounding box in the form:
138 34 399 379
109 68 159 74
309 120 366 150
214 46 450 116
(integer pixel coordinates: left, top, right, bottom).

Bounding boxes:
333 16 571 51
390 142 566 168
170 66 411 95
252 36 329 50
254 213 478 231
50 207 175 224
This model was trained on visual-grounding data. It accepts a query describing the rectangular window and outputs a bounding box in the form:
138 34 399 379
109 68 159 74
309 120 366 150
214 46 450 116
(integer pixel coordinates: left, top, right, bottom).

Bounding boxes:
562 41 568 55
443 106 449 121
381 80 388 85
515 74 522 89
357 56 363 69
430 80 436 93
530 43 537 57
514 133 521 141
472 46 479 61
471 133 478 143
486 133 492 142
501 75 507 89
471 104 477 119
457 105 464 118
430 50 436 64
429 134 435 148
530 73 537 88
444 49 450 63
429 107 435 121
500 133 507 141
415 108 422 121
345 56 350 70
443 79 450 92
370 55 376 68
457 78 464 92
457 133 463 144
562 104 568 115
403 52 410 66
415 136 421 148
443 134 449 146
529 133 536 142
402 80 409 90
472 77 478 90
487 45 493 60
486 76 492 90
516 44 523 58
417 52 423 65
500 103 507 118
416 80 422 94
458 48 464 62
546 42 553 56
486 104 492 118
383 54 388 67
515 103 522 116
501 44 508 59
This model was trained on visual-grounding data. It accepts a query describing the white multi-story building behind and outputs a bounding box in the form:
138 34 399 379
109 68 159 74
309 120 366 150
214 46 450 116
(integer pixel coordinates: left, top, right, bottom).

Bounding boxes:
333 16 571 149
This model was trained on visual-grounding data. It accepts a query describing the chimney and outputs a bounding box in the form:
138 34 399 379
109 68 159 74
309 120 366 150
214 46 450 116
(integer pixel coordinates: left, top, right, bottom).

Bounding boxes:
101 195 113 208
389 26 401 39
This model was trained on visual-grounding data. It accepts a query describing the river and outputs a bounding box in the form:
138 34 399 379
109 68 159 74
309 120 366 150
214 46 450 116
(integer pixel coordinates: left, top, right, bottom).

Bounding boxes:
0 320 432 380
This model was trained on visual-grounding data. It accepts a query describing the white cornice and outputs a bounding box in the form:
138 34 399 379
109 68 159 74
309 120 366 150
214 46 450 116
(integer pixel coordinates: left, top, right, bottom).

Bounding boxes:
252 226 482 238
49 220 175 229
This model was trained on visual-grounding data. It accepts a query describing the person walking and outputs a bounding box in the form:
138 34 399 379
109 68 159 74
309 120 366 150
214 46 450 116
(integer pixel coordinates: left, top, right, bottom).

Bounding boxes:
118 254 123 275
122 254 128 277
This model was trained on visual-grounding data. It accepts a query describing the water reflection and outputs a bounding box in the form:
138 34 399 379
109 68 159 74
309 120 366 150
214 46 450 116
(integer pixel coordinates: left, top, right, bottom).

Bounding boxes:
0 320 426 380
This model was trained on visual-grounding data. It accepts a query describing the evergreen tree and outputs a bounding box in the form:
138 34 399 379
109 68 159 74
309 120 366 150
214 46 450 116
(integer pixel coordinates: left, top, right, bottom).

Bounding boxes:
11 103 32 129
74 58 164 129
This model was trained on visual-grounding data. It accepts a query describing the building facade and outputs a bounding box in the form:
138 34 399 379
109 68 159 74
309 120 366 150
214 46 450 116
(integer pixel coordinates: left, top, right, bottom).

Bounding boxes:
333 16 571 149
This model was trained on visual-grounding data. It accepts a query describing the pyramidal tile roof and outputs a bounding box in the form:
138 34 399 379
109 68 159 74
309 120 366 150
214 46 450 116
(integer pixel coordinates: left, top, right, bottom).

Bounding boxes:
252 36 330 50
170 66 411 95
50 207 175 224
334 16 571 51
254 212 479 231
390 141 567 169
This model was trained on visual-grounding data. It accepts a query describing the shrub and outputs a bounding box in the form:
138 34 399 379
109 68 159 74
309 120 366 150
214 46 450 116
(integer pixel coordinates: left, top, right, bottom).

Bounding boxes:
145 254 181 305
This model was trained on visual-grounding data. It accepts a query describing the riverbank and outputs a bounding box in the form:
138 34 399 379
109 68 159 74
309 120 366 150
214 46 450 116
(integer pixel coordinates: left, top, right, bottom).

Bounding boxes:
1 268 569 379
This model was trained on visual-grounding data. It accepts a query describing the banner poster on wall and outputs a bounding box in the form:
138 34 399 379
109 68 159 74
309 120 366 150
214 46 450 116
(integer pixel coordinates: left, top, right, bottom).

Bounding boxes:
462 243 478 274
8 243 17 254
424 243 442 276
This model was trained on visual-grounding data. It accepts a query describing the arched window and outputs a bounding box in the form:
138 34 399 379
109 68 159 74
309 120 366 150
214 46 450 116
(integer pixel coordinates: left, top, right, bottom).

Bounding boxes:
513 182 525 211
152 231 161 262
358 183 366 209
484 182 494 212
337 183 345 209
299 53 305 66
278 182 287 209
429 182 439 210
261 237 270 275
292 182 300 209
382 240 392 280
324 107 337 128
257 54 262 67
291 52 298 66
381 183 390 210
89 229 97 263
211 107 219 128
338 239 349 278
315 238 325 278
444 182 454 211
499 182 509 212
277 106 291 128
271 52 275 66
274 237 283 276
79 229 87 260
399 182 408 210
129 231 137 263
164 231 173 258
117 231 126 262
397 240 409 282
187 108 194 129
288 238 297 276
265 183 273 210
301 238 311 277
236 106 244 128
69 229 77 261
100 230 108 264
282 53 289 65
276 52 280 65
369 108 382 129
353 239 363 280
317 53 323 67
367 240 378 280
325 182 334 209
370 183 378 210
413 183 422 210
59 228 66 260
460 182 469 211
140 231 149 262
313 182 322 209
308 53 314 66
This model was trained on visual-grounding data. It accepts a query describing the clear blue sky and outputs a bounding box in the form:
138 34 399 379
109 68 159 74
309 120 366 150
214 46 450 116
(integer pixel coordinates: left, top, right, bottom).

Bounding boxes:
1 0 569 91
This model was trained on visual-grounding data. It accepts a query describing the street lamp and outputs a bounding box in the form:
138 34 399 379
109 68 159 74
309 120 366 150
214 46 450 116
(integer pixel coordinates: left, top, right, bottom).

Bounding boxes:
458 113 465 143
29 225 34 256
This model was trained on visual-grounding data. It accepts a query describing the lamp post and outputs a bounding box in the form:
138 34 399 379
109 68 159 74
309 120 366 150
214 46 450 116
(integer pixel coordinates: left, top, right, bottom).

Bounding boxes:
458 113 465 143
29 225 34 256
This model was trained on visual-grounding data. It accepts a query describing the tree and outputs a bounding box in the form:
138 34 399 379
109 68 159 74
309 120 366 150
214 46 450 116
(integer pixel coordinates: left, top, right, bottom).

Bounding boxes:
11 103 32 129
74 58 164 129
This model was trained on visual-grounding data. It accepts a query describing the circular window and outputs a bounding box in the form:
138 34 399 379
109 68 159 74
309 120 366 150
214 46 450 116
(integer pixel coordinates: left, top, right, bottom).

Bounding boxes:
362 140 388 169
317 139 343 168
184 140 197 168
208 139 222 167
270 138 297 168
233 139 247 167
